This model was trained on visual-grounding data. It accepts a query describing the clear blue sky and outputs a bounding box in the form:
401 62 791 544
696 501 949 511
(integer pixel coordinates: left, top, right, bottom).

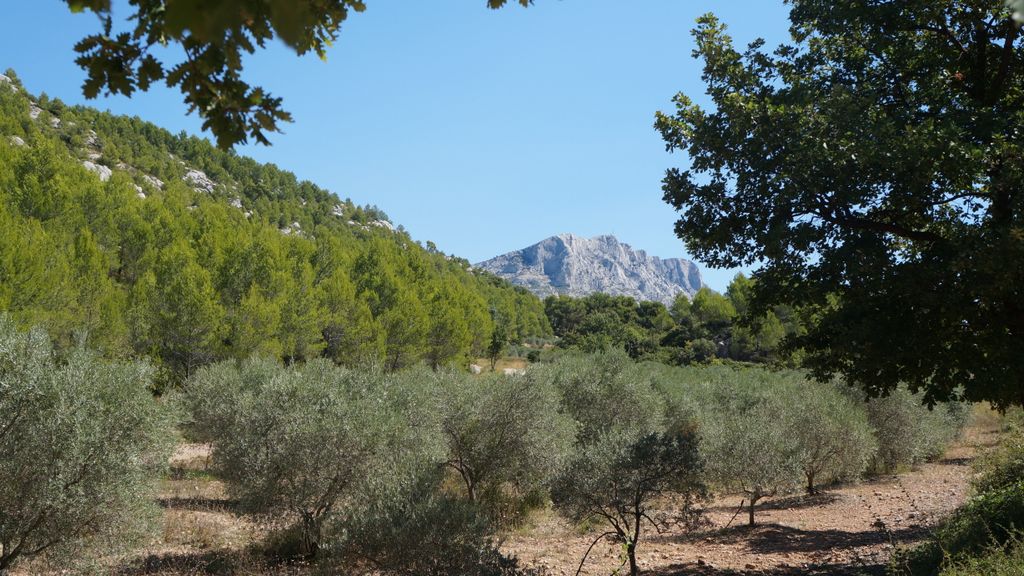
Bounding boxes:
2 1 792 291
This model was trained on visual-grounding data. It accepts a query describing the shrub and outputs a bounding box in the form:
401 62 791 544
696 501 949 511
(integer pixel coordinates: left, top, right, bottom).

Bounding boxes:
335 474 541 576
864 386 969 473
791 384 877 493
542 351 664 442
938 534 1024 576
972 431 1024 495
551 428 707 576
184 358 444 556
699 393 804 525
0 319 172 571
438 370 576 514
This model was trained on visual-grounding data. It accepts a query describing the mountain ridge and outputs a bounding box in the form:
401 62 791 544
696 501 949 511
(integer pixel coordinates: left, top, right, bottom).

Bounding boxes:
476 233 703 306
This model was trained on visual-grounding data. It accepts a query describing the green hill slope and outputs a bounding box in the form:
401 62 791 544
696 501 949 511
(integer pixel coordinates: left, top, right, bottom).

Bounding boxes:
0 70 549 386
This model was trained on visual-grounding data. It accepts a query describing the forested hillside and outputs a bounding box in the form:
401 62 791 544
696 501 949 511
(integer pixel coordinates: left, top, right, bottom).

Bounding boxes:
0 70 550 386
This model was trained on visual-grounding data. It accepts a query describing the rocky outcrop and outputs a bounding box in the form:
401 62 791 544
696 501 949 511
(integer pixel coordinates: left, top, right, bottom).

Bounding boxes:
476 234 703 306
81 160 112 182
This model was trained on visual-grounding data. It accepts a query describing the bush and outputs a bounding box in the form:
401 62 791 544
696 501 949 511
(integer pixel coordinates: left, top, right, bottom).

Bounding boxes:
938 534 1024 576
699 392 804 525
184 358 444 556
0 319 172 571
542 351 664 442
551 428 707 576
864 386 969 473
973 431 1024 495
438 370 576 517
335 474 541 576
791 383 877 493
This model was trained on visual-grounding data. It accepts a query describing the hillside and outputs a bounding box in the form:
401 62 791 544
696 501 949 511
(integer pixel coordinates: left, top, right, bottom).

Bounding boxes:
476 233 704 306
0 70 550 384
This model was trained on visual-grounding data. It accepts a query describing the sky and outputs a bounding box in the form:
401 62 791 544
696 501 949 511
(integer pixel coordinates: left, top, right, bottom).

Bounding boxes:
0 1 793 292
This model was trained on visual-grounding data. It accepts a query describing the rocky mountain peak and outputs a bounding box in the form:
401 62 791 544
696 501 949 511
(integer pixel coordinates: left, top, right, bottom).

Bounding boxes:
476 234 703 306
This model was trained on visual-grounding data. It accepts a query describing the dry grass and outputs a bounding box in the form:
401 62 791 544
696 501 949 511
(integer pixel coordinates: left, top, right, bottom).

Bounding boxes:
474 356 529 373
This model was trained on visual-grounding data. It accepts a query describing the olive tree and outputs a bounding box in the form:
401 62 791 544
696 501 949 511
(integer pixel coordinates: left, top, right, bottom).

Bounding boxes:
862 386 969 473
544 351 665 441
791 384 877 494
700 396 803 526
0 319 172 571
185 358 443 556
551 428 707 576
439 370 576 507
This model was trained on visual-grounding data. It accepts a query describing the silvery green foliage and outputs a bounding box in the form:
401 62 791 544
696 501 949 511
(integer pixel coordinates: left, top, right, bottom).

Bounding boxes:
184 358 445 556
551 427 707 576
0 318 172 571
333 473 541 576
541 351 665 442
438 369 577 505
862 386 970 472
699 393 804 525
791 383 877 493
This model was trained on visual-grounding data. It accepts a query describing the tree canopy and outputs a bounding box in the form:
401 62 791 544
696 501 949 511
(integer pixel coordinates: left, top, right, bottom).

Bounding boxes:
64 0 530 148
657 0 1024 408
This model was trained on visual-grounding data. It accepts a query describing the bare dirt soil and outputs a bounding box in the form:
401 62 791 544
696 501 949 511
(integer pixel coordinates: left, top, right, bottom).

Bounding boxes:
502 416 1003 576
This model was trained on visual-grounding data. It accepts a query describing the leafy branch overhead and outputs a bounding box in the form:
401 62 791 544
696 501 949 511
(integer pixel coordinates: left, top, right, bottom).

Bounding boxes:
657 0 1024 408
64 0 532 148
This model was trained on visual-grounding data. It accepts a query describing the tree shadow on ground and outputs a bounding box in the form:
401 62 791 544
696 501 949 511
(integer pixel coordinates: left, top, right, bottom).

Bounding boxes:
726 523 926 555
650 560 886 575
116 548 311 575
157 495 241 512
759 492 842 511
704 492 840 516
936 456 974 466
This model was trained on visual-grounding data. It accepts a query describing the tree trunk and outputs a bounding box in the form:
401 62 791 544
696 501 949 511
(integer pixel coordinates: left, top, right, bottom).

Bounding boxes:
627 542 638 576
806 471 816 495
300 514 322 557
748 496 758 526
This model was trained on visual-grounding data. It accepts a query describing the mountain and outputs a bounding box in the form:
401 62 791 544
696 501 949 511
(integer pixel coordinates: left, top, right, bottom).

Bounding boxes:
0 70 550 383
476 234 703 306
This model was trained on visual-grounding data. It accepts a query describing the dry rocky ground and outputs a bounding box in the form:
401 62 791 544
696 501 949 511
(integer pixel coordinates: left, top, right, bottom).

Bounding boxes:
18 410 1001 576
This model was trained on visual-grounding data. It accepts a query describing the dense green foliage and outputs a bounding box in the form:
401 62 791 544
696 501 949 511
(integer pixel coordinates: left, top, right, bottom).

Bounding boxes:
544 274 800 365
0 318 172 571
0 72 549 387
938 538 1024 576
61 0 531 148
657 1 1024 407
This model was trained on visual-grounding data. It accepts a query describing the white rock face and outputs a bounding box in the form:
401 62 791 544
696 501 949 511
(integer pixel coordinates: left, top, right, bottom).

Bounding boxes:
142 174 164 189
331 204 345 217
9 136 25 147
229 197 243 209
28 103 42 120
81 160 112 182
183 168 215 193
502 368 526 376
469 364 483 375
476 233 704 306
371 219 394 231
